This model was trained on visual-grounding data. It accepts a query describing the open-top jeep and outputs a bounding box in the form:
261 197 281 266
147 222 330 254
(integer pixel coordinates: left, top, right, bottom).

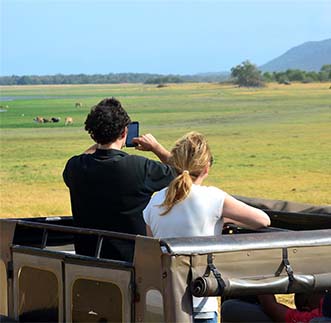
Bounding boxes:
1 196 330 322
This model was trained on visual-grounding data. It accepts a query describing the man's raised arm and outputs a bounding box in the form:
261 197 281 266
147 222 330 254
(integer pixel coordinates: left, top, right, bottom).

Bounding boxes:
133 134 171 164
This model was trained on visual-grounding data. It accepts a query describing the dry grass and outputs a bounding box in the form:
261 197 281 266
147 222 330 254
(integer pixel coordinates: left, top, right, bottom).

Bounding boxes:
276 294 295 308
1 182 70 218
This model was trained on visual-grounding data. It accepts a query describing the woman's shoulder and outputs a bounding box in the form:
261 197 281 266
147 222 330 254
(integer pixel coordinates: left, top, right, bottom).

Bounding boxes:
150 187 168 202
193 184 225 196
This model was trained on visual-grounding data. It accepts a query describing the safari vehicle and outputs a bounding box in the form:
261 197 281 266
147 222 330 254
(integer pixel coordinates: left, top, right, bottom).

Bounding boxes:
1 196 331 322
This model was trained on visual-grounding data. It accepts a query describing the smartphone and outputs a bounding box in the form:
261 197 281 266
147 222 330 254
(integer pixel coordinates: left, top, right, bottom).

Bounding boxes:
125 121 139 147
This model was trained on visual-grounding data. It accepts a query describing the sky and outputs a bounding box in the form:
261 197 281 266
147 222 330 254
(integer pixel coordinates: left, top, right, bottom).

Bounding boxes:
1 0 331 76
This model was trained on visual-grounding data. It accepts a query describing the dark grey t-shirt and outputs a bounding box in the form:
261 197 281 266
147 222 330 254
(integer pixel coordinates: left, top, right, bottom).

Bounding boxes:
63 148 174 260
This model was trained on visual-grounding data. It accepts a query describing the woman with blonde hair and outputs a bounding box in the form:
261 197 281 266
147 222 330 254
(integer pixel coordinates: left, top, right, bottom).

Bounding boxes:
143 131 270 323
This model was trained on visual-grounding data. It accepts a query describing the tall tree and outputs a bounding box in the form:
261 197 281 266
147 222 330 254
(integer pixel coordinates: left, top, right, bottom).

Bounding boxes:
320 64 331 80
231 60 264 87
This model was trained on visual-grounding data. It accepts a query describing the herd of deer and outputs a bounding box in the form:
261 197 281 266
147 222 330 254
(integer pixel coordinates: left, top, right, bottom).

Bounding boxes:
33 102 83 125
33 116 73 125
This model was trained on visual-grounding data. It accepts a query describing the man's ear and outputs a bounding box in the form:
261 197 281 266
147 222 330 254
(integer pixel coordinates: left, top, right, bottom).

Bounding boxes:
120 127 128 139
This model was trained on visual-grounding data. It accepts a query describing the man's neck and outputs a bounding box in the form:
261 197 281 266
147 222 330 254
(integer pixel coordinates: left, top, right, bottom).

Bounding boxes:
98 140 124 151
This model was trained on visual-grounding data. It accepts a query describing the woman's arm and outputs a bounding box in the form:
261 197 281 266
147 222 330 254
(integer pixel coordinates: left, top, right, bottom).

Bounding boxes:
223 217 248 228
222 194 270 230
146 224 154 237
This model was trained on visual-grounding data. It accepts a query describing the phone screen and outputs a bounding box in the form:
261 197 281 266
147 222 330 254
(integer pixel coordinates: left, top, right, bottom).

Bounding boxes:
126 122 139 147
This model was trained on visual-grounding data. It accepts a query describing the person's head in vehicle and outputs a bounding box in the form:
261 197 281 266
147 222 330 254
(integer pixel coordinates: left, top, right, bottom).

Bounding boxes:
295 292 326 312
160 131 213 214
63 97 174 261
222 291 329 323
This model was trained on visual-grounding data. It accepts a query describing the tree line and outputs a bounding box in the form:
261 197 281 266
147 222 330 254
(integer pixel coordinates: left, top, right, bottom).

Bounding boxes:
263 65 331 84
1 64 330 86
0 72 229 86
231 61 331 87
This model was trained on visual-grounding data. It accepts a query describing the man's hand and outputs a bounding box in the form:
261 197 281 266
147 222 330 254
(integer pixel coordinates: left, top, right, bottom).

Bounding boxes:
132 134 171 164
133 134 159 152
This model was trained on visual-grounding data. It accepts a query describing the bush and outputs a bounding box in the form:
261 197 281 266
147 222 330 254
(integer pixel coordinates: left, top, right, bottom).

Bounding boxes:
231 60 264 87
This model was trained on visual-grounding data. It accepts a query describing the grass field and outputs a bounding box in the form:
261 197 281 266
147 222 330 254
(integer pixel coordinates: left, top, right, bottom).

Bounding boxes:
1 82 330 217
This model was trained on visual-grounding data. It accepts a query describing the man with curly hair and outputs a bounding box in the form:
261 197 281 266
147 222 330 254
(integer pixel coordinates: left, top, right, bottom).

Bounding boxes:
63 97 174 261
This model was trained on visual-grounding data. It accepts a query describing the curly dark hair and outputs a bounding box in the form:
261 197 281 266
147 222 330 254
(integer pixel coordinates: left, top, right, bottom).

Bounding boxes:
85 97 131 144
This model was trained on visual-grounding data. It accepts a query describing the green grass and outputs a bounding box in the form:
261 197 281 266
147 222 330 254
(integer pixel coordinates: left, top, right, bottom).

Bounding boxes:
1 82 330 217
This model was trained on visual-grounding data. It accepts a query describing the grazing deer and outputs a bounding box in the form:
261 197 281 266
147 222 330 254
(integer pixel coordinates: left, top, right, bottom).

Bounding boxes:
33 116 44 123
65 117 73 125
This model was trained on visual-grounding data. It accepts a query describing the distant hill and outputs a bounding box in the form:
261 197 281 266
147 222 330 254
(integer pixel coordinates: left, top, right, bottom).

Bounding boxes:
260 39 331 72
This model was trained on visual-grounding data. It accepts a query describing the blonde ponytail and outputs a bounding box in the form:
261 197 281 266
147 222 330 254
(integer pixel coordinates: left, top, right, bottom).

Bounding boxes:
160 132 212 215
